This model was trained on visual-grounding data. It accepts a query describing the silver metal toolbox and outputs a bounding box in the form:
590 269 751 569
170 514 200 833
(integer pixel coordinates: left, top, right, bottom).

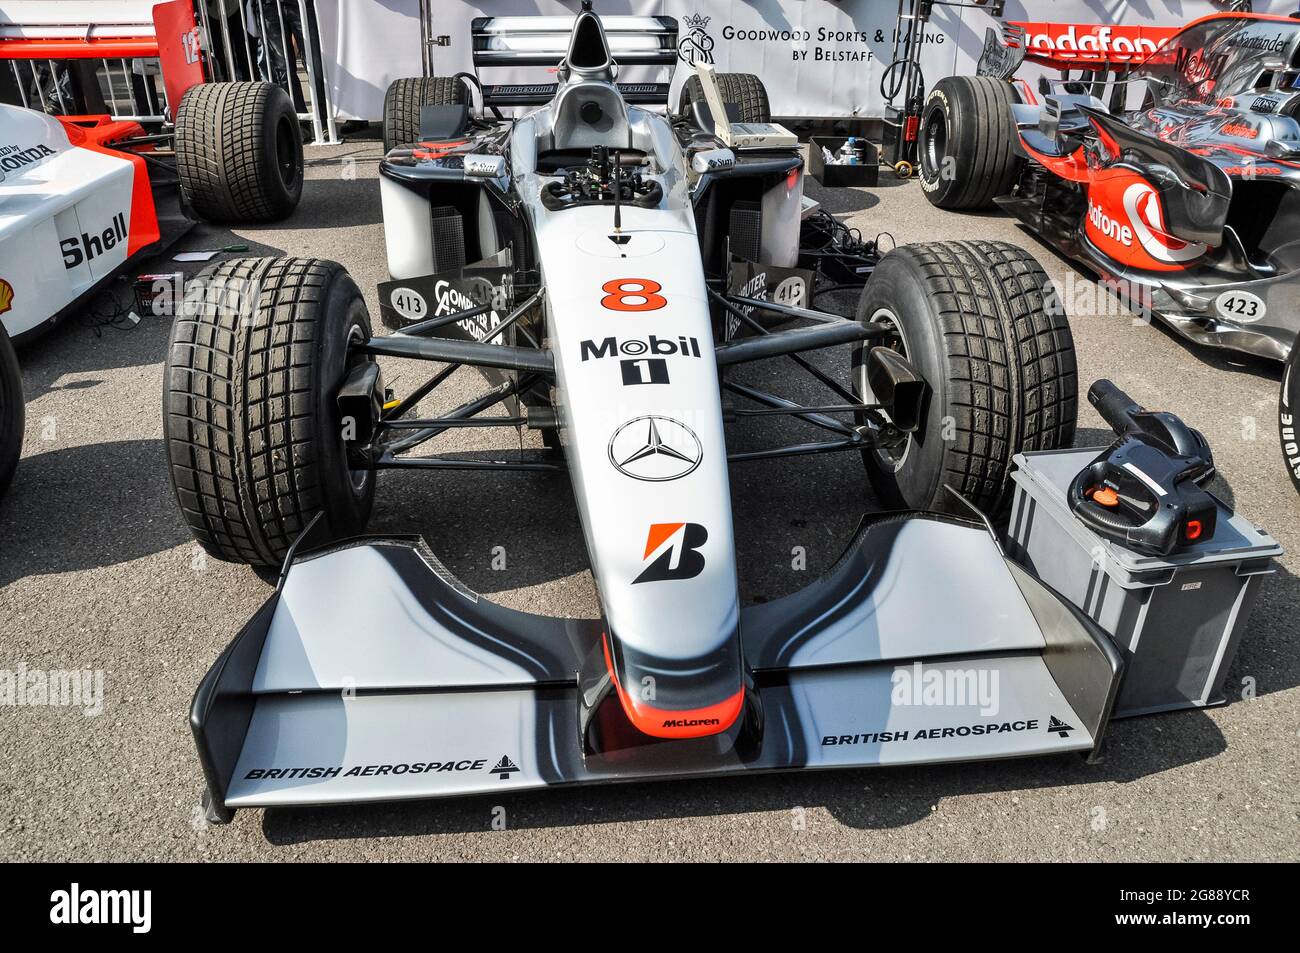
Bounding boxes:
1008 449 1283 717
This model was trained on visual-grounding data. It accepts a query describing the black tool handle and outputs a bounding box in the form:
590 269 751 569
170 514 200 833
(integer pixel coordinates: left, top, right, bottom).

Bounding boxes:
1067 457 1180 556
1088 379 1143 435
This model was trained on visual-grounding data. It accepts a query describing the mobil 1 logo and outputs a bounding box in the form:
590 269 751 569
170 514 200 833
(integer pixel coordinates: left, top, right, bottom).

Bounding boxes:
579 333 702 386
622 357 669 385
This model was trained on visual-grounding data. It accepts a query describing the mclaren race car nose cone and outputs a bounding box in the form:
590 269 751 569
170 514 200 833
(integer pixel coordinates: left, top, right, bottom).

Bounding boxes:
602 628 745 739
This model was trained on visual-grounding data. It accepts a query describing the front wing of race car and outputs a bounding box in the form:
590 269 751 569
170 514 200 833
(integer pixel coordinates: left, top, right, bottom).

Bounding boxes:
193 514 1123 821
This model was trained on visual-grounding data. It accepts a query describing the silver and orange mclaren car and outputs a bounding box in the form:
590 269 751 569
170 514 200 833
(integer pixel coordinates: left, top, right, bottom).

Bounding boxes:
166 6 1166 824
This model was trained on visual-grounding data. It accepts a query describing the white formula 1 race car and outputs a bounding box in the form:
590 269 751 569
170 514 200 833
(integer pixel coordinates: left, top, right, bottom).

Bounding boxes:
165 6 1133 824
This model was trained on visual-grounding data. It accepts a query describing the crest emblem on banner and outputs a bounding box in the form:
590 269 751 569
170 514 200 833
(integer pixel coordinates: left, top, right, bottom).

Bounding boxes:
678 12 715 65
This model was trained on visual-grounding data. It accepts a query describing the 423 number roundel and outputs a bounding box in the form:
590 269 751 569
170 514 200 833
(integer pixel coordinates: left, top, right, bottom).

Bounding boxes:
601 278 666 312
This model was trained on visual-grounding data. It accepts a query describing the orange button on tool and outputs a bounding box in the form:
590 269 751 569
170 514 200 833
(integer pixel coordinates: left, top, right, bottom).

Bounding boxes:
1090 486 1120 507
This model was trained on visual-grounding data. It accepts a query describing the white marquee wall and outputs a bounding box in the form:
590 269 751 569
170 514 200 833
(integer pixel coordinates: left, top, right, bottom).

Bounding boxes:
315 0 1300 121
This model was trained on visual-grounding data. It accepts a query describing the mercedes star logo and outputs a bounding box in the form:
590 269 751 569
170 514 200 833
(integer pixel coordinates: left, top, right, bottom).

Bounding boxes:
608 416 702 482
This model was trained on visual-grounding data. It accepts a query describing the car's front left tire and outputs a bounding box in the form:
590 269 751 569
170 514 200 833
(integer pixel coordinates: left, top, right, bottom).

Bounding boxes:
852 240 1078 518
163 257 376 568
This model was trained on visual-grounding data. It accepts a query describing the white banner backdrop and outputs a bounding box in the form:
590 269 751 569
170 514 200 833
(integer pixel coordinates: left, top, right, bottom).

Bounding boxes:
315 0 1300 121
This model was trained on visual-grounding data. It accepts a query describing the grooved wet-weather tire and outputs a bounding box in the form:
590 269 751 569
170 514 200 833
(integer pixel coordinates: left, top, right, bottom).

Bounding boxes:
678 73 771 124
0 324 23 499
853 241 1078 518
175 81 303 223
163 257 376 568
1282 345 1300 495
919 76 1022 210
382 77 469 153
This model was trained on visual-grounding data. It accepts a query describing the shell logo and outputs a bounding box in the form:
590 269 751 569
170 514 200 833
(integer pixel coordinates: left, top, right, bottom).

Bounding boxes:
0 278 13 316
1122 182 1207 265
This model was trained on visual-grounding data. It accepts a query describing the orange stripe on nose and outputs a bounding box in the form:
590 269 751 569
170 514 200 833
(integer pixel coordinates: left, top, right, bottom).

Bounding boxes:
602 634 744 740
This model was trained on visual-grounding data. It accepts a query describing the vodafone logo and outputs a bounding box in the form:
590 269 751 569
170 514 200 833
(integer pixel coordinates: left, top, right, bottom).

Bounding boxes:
1122 183 1206 264
1020 24 1165 63
1088 200 1133 247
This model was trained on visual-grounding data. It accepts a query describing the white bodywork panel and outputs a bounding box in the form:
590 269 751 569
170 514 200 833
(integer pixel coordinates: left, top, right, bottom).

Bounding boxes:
0 104 137 337
0 1 158 39
253 547 541 692
512 106 741 668
378 176 437 279
250 521 1046 695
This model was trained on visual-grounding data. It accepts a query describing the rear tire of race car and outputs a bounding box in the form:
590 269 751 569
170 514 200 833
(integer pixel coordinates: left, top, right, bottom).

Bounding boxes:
1281 344 1300 495
175 81 304 223
163 257 377 569
0 324 23 499
382 77 470 153
678 73 771 124
919 76 1022 210
852 241 1078 519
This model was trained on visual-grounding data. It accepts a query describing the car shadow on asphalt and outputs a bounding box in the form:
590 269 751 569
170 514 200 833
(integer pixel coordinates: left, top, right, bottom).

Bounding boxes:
266 177 384 230
807 179 880 214
0 438 186 587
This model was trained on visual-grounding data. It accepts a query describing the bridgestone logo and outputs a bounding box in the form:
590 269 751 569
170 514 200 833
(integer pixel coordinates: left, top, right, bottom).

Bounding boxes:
0 142 56 172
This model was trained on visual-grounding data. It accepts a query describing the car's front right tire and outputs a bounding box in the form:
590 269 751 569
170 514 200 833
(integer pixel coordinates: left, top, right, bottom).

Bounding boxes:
163 257 376 568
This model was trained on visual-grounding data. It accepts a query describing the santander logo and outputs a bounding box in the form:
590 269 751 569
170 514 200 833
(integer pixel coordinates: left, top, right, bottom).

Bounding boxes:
1122 182 1206 264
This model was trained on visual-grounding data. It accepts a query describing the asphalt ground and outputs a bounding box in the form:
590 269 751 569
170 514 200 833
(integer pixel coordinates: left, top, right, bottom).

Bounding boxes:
1 135 1296 861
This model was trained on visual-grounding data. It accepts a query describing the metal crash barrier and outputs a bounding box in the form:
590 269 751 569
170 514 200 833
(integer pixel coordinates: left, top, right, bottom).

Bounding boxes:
0 0 337 144
194 0 337 143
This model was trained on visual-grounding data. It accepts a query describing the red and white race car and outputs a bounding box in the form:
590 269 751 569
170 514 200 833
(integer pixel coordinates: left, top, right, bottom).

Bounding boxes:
0 0 306 496
918 9 1300 496
920 10 1300 365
